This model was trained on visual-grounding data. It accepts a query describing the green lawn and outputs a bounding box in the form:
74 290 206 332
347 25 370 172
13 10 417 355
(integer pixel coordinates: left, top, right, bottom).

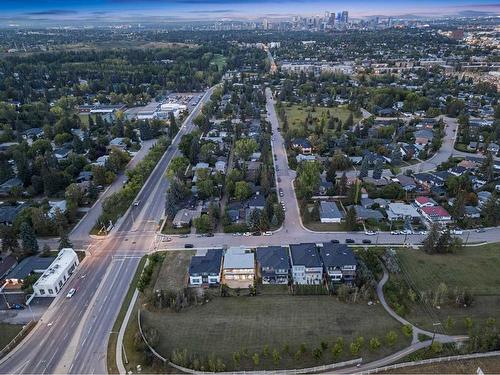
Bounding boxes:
283 104 360 133
141 294 409 371
395 244 500 334
0 323 23 351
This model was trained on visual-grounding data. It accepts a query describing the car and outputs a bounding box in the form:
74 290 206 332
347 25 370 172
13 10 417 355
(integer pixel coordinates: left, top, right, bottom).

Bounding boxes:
330 239 340 244
133 200 141 206
66 288 76 299
451 229 463 235
263 231 273 236
252 232 261 236
345 239 355 244
476 228 485 233
362 239 372 244
277 177 281 183
179 234 188 238
184 244 194 248
205 233 214 237
10 303 25 310
390 231 400 235
243 232 252 237
419 231 428 235
364 231 377 236
279 192 284 197
161 237 172 242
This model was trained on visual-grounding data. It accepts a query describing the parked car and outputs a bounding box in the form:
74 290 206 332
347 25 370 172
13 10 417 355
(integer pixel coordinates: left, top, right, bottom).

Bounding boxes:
330 239 340 244
476 228 485 233
184 244 194 248
263 231 273 236
345 239 355 244
66 288 76 299
364 231 377 236
179 234 188 238
243 232 252 237
10 303 25 310
205 233 214 237
362 239 372 244
133 200 141 206
390 231 400 235
161 237 172 242
252 232 262 236
451 229 463 235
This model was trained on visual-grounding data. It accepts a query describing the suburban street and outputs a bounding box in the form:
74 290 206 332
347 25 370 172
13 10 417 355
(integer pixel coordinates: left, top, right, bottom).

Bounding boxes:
0 85 217 375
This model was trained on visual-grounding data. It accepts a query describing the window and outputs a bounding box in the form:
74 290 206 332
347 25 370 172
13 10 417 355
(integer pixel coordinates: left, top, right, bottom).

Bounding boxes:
39 289 45 295
48 289 54 294
59 280 63 287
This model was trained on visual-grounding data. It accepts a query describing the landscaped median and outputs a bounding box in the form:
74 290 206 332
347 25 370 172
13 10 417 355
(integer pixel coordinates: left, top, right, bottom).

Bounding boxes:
115 250 413 373
92 137 171 234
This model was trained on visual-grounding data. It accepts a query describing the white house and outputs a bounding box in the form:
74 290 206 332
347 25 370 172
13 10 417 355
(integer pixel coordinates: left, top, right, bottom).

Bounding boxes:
32 248 79 297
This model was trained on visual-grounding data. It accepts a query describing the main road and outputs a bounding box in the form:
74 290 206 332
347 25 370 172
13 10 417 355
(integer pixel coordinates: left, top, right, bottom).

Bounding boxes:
0 85 217 375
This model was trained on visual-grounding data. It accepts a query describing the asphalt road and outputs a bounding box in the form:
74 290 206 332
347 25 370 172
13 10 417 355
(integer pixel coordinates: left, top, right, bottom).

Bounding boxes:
0 86 217 375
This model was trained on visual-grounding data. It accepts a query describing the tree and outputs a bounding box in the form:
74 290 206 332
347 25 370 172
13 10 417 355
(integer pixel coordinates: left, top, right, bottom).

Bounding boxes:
234 139 258 161
234 181 252 201
359 157 369 179
337 172 348 196
330 151 352 171
166 156 189 181
20 222 38 255
386 330 398 346
193 214 212 233
295 161 321 200
58 231 73 250
390 146 402 166
421 223 441 254
1 225 19 253
372 159 384 180
481 194 500 227
369 337 381 350
345 206 357 231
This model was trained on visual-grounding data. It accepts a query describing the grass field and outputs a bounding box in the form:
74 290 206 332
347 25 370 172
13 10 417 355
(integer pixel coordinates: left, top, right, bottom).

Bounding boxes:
154 251 194 292
0 323 23 350
141 294 409 371
385 355 500 374
211 54 227 71
283 104 360 132
395 244 500 334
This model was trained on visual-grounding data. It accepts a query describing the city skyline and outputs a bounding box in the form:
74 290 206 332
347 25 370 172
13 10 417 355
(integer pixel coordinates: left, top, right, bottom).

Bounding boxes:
1 0 499 23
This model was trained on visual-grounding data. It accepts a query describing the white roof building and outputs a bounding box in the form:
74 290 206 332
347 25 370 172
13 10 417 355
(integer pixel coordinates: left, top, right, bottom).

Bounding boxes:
387 203 421 221
32 248 79 298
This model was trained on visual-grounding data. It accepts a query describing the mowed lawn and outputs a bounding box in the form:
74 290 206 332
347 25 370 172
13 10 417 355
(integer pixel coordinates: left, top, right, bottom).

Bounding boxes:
283 104 360 132
397 244 500 334
142 295 408 370
154 251 194 292
0 323 22 350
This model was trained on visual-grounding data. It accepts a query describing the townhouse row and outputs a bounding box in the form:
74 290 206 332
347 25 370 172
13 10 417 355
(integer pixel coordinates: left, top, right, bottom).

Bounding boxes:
188 243 358 288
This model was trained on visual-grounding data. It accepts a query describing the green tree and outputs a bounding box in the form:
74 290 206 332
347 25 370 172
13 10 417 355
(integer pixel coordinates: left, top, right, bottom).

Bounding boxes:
234 181 252 201
345 206 357 231
1 225 19 253
166 156 189 181
386 330 398 346
58 231 73 250
295 161 321 200
234 139 258 161
193 214 212 233
369 337 381 350
359 157 369 179
372 159 384 180
20 222 39 255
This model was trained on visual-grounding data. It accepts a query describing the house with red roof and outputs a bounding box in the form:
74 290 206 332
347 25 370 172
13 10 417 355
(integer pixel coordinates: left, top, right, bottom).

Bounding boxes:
414 196 437 208
420 206 452 223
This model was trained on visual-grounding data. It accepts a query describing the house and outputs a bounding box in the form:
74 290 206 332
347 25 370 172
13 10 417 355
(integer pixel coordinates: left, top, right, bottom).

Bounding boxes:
319 243 357 284
350 205 384 221
246 161 262 181
414 173 445 189
76 171 93 183
394 175 417 191
226 202 243 223
319 201 344 223
0 255 17 281
256 246 290 284
54 148 71 161
109 137 127 150
289 243 323 285
449 166 467 176
5 255 56 284
215 160 227 174
296 154 316 163
222 247 255 288
94 155 109 167
477 191 492 207
33 248 79 297
22 128 44 143
0 178 23 195
247 192 266 211
465 205 481 219
487 142 499 155
386 203 421 221
291 138 312 154
420 206 452 223
414 196 437 208
48 200 67 219
172 208 201 228
0 202 26 225
188 249 223 286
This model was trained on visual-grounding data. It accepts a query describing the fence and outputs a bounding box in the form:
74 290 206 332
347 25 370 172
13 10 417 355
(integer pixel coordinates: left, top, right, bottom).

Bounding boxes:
137 308 362 374
364 350 500 374
0 320 36 360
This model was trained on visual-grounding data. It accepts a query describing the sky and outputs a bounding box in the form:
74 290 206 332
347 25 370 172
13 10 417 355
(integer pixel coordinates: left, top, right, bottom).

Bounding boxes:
1 0 499 23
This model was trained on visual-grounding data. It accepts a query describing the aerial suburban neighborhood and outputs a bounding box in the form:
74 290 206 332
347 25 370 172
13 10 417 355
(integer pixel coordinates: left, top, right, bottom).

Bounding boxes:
0 2 499 375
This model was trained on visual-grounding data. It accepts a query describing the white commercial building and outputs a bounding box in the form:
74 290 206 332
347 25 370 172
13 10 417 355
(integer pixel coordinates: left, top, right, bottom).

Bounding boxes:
32 248 79 297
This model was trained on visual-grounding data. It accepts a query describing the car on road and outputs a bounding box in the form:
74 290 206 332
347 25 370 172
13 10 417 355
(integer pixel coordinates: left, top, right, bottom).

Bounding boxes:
184 244 194 248
162 237 172 242
252 232 262 236
362 239 372 244
451 229 463 235
243 232 252 237
10 303 25 310
277 177 281 183
345 239 355 244
133 200 141 206
179 234 188 238
390 231 400 235
419 231 428 235
263 231 273 236
330 239 340 244
364 230 377 236
476 228 485 233
205 233 214 237
66 288 76 298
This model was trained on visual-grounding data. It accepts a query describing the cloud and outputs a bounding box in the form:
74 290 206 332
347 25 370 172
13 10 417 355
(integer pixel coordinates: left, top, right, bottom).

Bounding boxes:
24 9 78 16
456 9 499 17
186 8 236 13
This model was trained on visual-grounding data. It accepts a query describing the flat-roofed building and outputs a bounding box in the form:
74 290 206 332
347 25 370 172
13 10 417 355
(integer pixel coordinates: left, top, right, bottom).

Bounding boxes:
32 248 79 297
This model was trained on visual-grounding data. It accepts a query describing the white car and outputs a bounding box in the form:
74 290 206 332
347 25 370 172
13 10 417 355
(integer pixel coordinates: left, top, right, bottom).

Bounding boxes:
66 288 76 299
451 229 463 235
365 231 377 236
162 237 172 242
390 231 400 235
243 232 252 237
263 231 273 236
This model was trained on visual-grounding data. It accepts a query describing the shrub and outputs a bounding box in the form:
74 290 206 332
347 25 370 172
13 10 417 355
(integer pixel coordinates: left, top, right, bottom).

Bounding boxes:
386 330 398 346
402 324 413 338
369 337 381 350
